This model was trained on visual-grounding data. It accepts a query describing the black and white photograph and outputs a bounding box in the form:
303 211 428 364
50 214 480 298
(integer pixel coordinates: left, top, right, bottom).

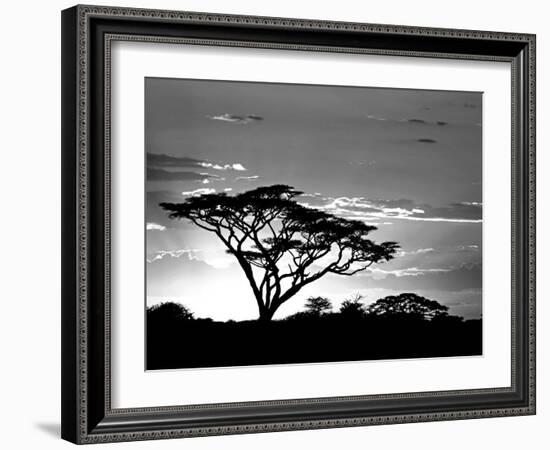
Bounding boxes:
53 3 537 446
145 78 483 370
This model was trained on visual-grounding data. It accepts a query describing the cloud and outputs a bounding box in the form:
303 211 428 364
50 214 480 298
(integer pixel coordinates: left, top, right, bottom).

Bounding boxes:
181 188 216 197
396 248 434 257
146 222 166 231
199 162 247 171
236 175 260 181
377 244 480 278
460 201 482 206
147 247 235 269
407 118 448 126
147 249 200 264
206 113 264 124
367 266 452 278
299 192 325 199
364 263 482 291
147 168 209 182
414 202 482 222
148 153 246 171
457 244 480 252
147 168 226 184
349 160 377 167
366 115 388 122
299 195 482 224
148 154 205 169
147 154 247 182
366 115 450 127
224 188 233 192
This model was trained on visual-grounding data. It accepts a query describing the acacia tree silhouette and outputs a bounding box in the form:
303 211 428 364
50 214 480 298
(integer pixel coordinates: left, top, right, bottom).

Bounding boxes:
160 185 399 321
304 296 332 316
367 293 448 320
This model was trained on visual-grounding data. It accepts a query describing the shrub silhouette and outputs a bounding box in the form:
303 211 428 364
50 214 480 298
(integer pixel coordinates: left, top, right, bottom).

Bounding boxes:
160 185 398 321
147 302 194 322
367 293 448 320
339 293 367 318
304 296 333 315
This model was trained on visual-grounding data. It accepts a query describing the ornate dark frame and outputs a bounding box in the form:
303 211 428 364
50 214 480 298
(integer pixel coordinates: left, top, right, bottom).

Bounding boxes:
61 4 536 444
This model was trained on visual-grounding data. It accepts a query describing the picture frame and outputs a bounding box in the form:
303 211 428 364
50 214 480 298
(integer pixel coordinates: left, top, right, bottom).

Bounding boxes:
61 4 536 444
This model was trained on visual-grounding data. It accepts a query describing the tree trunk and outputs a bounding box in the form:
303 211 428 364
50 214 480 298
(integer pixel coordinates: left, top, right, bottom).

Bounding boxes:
257 294 293 321
258 307 275 322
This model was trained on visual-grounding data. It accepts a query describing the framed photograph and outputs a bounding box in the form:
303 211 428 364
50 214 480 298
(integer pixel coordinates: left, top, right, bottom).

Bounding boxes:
61 5 536 444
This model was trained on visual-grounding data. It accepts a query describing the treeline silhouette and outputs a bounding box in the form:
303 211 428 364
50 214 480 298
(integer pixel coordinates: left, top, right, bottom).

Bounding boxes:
147 293 482 370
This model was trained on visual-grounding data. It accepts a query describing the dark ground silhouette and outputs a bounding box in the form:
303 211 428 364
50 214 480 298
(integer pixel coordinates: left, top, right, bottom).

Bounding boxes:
146 299 482 370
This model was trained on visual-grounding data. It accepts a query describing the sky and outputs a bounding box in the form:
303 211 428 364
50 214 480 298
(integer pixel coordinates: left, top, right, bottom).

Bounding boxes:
145 77 483 321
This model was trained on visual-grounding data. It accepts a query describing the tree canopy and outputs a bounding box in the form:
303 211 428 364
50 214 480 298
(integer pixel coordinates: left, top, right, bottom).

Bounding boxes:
161 185 398 321
304 296 333 315
367 293 448 320
147 302 194 321
339 293 367 318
